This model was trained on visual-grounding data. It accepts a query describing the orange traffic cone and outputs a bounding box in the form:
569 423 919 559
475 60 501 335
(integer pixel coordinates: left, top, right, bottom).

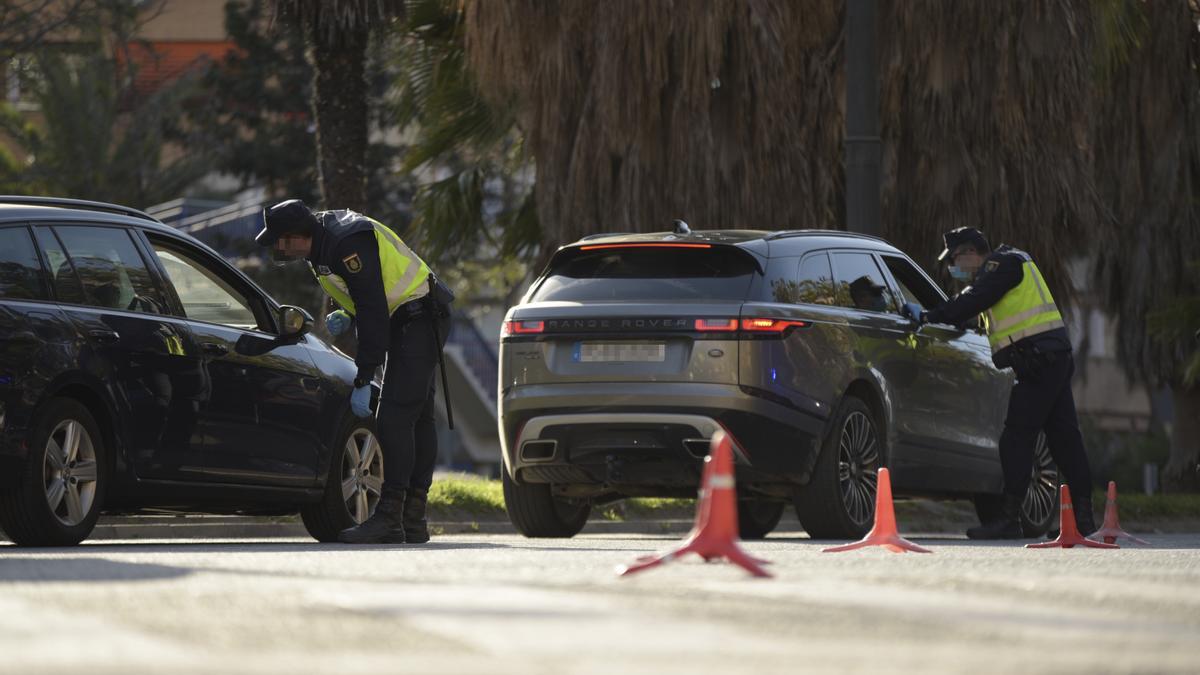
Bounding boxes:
1027 485 1119 549
618 431 772 578
823 468 931 553
1089 481 1149 546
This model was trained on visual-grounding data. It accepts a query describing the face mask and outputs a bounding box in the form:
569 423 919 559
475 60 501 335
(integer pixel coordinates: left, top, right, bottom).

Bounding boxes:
948 266 972 282
272 248 305 264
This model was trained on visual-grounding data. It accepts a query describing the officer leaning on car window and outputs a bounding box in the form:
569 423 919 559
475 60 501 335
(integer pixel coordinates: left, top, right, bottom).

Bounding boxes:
256 200 455 545
902 227 1096 540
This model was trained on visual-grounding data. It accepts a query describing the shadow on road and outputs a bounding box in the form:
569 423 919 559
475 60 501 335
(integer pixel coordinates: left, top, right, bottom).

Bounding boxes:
0 557 191 583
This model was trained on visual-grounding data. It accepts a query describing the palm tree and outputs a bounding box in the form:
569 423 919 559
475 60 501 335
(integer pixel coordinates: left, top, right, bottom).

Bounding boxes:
390 0 533 262
463 0 845 254
461 1 1099 301
1091 0 1200 492
271 0 405 211
876 0 1099 303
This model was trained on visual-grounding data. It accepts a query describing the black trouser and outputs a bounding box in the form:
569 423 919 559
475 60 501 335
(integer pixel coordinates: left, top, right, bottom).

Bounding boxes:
376 309 449 494
999 349 1092 504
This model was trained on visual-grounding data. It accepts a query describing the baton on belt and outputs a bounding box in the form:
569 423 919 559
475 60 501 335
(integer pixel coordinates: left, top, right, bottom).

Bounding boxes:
427 276 454 430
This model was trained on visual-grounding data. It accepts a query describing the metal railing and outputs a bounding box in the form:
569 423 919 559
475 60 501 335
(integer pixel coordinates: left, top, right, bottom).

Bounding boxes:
447 312 499 404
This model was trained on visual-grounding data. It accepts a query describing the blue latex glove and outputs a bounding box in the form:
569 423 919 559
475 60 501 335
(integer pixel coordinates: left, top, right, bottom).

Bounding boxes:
902 302 926 324
350 384 372 418
326 310 351 337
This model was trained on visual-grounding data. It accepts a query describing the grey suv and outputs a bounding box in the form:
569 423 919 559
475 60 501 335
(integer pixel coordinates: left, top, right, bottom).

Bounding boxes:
498 228 1060 540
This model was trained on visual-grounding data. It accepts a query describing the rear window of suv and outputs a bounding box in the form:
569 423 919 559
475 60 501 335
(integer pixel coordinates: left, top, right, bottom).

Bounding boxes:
531 246 758 302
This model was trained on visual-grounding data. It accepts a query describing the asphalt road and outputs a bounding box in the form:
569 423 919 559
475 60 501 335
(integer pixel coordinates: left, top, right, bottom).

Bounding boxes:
1 530 1198 675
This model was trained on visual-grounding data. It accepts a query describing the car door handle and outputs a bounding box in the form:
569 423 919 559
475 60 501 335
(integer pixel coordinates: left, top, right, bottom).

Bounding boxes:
201 342 229 357
88 329 120 344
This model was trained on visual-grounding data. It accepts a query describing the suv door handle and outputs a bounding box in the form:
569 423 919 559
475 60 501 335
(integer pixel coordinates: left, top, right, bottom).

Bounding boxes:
201 342 229 357
88 329 120 344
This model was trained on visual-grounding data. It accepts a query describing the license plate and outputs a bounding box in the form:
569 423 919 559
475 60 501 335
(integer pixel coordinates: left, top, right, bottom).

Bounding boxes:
574 342 666 363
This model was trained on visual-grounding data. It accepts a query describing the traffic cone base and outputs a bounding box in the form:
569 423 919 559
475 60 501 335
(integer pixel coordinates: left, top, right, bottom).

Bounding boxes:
618 432 772 578
822 468 931 554
1088 481 1150 546
1027 485 1119 549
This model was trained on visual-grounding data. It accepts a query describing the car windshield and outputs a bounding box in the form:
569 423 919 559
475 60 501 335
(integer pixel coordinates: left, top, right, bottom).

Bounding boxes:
531 246 758 302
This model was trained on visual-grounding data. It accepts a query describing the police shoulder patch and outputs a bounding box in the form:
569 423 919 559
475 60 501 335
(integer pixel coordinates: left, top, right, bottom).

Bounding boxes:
985 260 1000 272
342 253 362 274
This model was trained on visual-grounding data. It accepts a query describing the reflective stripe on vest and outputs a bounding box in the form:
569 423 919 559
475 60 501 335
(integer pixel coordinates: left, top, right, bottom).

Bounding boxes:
315 218 430 317
985 253 1064 351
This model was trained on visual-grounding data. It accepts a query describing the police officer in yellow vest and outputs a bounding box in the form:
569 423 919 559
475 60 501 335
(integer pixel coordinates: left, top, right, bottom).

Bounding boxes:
256 199 454 544
903 227 1095 539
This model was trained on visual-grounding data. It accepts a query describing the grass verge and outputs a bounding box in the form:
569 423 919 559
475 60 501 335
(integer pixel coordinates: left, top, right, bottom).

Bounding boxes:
426 475 1200 530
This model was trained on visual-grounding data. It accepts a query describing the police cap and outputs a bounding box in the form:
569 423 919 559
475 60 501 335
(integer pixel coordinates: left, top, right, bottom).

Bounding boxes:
937 227 990 262
256 199 320 246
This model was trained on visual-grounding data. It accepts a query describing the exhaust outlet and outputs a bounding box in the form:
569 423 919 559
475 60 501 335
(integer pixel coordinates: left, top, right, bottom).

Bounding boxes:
520 439 558 462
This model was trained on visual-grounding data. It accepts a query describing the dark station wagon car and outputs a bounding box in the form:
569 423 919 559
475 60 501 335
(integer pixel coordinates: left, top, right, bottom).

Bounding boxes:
0 197 384 546
498 226 1060 540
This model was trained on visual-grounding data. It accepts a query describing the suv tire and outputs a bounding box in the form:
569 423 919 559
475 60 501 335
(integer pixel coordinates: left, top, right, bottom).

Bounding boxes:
972 432 1059 538
302 418 383 542
503 470 590 538
0 398 107 546
793 395 882 540
737 500 785 539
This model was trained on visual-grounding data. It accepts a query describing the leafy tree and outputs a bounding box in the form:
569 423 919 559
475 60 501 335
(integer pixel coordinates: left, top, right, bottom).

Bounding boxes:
0 43 210 207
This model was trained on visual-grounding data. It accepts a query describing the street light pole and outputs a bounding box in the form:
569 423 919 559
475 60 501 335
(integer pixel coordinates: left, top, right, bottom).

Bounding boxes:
845 0 881 236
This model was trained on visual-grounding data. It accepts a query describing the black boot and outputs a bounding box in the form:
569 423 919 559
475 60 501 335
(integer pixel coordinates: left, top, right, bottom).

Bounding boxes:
967 494 1024 540
402 488 430 544
338 488 406 544
1075 501 1097 537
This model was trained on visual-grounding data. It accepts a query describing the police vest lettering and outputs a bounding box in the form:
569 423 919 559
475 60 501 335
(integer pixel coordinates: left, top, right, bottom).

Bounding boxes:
315 218 431 317
985 250 1064 351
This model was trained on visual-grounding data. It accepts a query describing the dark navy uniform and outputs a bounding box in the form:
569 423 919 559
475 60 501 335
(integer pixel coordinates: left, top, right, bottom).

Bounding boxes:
925 242 1093 536
306 211 450 498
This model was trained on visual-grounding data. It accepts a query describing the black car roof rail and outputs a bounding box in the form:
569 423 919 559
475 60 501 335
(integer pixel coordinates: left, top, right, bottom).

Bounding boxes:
0 195 161 223
578 232 635 241
764 229 890 245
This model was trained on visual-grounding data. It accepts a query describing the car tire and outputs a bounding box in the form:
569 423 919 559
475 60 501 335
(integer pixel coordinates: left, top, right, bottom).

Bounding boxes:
301 418 383 543
737 500 785 540
502 470 590 538
972 432 1059 538
793 395 882 540
0 398 107 547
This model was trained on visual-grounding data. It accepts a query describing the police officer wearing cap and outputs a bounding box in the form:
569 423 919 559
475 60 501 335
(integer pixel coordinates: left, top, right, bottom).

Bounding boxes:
902 227 1095 539
256 199 455 544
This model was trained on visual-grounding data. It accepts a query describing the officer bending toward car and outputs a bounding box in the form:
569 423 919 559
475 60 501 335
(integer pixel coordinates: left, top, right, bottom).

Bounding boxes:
903 227 1095 539
256 200 454 545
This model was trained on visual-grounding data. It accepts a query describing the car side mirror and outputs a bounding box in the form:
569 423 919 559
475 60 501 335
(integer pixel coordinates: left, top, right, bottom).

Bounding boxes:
279 305 313 338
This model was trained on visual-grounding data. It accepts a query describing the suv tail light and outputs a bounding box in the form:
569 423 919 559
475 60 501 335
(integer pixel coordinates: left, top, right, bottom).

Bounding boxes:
741 318 809 333
501 320 545 337
695 317 809 336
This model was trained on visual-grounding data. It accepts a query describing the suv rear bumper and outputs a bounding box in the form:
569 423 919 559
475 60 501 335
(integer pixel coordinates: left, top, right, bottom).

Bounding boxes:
499 382 828 495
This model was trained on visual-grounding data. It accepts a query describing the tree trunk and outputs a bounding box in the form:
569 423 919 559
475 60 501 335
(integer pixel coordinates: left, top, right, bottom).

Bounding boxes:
1164 384 1200 493
307 25 369 212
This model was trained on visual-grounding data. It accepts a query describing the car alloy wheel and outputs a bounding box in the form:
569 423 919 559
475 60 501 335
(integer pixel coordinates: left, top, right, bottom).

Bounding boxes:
341 428 383 524
43 419 99 527
838 410 880 528
1023 432 1058 528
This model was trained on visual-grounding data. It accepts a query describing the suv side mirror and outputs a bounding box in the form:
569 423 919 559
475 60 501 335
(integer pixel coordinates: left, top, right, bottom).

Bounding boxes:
279 305 313 338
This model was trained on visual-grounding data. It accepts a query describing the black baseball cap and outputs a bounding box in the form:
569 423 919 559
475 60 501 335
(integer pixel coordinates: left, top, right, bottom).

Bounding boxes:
938 227 989 262
256 199 319 246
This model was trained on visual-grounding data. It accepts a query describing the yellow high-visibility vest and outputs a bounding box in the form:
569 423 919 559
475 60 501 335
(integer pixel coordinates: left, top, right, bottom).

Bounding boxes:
315 218 430 317
986 249 1065 351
